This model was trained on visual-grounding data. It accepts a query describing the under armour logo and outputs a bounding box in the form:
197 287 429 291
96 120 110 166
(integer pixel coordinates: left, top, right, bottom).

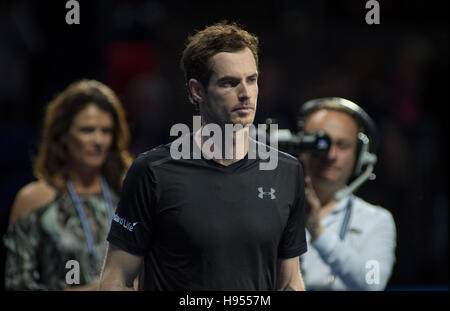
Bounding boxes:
258 187 276 199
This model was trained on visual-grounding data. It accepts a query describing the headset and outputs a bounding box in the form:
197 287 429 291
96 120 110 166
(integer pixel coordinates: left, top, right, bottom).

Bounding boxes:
298 97 378 201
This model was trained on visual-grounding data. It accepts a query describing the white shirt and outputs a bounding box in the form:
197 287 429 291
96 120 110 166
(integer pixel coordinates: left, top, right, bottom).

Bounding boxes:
300 194 397 290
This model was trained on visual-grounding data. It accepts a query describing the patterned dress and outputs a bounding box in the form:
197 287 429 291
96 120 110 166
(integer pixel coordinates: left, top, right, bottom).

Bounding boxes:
3 190 119 290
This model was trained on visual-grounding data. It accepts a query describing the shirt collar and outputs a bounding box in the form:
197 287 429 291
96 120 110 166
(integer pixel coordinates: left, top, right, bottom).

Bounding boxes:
329 193 353 214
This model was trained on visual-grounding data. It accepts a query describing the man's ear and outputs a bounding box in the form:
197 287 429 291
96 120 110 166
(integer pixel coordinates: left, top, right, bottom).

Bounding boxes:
188 78 206 104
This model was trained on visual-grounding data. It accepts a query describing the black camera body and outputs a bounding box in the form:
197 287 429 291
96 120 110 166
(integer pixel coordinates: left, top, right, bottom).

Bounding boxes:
274 129 331 158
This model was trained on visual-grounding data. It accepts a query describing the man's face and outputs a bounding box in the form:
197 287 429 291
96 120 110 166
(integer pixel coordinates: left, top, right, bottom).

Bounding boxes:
199 48 258 127
301 109 359 188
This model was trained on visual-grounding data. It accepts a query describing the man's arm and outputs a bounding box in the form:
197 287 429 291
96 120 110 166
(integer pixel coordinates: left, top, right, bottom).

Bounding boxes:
311 212 396 290
98 243 143 291
304 177 396 290
276 256 306 291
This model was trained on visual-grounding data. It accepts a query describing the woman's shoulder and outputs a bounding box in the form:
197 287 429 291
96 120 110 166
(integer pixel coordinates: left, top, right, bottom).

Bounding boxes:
9 180 58 224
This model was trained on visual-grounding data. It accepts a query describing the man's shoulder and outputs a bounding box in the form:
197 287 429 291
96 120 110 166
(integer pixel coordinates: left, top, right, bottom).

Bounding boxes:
258 142 304 173
134 144 173 167
353 196 395 223
134 134 195 167
253 140 300 167
276 149 301 166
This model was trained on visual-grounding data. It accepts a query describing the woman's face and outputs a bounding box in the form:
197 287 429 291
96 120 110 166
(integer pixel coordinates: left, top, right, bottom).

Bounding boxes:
64 104 114 171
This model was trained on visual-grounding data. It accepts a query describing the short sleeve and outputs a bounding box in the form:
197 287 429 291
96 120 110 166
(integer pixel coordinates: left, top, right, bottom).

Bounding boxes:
107 154 157 256
278 161 307 259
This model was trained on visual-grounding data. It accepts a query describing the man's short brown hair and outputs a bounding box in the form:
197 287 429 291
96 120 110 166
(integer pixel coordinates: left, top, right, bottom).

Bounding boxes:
180 21 259 107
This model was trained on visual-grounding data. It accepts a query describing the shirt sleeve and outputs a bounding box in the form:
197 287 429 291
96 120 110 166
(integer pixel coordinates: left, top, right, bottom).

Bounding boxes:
278 161 307 259
107 153 158 256
312 207 397 290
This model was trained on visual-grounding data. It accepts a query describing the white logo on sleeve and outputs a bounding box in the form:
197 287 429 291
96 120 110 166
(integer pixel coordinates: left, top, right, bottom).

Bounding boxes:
113 214 138 232
258 187 276 200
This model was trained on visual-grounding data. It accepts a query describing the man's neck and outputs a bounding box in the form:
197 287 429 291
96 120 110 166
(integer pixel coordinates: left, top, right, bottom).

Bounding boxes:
194 125 249 166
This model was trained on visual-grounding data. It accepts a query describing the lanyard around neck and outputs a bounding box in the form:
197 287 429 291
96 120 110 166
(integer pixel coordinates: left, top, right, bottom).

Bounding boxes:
66 177 113 267
339 195 353 240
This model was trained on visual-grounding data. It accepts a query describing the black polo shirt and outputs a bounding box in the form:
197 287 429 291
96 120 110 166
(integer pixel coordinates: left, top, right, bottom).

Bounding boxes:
107 134 307 290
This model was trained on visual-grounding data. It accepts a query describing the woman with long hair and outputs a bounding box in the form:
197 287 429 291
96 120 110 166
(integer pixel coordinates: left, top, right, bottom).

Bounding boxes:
4 79 133 290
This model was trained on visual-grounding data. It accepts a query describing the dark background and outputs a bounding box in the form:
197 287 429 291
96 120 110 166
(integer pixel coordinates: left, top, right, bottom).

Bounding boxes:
0 0 448 290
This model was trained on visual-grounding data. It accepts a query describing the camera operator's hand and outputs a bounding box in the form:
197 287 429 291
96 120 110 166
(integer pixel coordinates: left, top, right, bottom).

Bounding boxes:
304 176 323 243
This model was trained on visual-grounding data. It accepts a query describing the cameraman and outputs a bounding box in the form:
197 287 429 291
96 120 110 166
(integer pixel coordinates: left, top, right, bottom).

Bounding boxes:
297 98 396 290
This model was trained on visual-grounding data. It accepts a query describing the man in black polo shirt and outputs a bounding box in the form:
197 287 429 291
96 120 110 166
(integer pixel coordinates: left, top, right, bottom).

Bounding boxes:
99 22 307 291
